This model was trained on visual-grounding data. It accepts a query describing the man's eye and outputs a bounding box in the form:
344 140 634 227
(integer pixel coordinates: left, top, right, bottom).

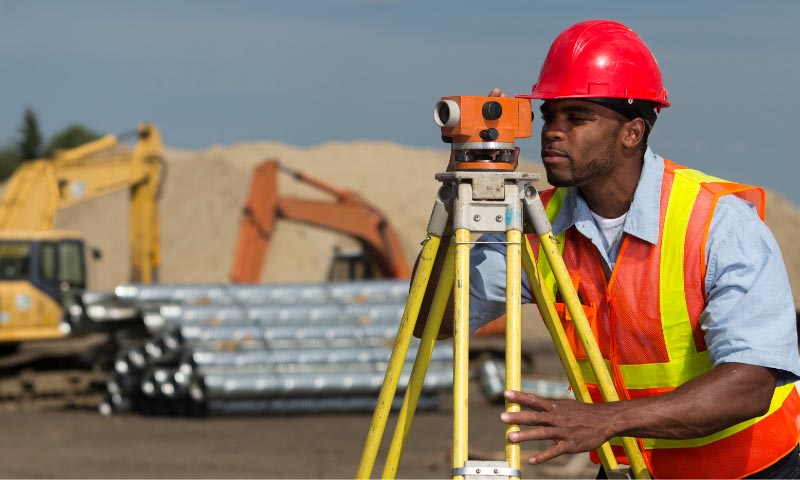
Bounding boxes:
569 115 589 123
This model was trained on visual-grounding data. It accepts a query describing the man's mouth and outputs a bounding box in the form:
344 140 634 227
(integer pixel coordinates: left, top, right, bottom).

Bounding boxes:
541 149 569 164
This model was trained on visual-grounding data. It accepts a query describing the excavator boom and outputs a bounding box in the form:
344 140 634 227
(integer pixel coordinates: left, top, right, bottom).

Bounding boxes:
230 159 410 283
0 124 163 282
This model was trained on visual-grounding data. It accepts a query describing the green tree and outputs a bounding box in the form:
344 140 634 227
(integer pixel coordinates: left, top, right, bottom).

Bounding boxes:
44 124 101 156
0 146 20 181
16 107 42 161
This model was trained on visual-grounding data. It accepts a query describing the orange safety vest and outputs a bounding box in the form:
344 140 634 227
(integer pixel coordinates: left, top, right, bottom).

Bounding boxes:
527 159 800 478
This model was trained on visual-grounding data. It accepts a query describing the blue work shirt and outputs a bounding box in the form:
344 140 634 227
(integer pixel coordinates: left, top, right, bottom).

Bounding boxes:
469 148 800 384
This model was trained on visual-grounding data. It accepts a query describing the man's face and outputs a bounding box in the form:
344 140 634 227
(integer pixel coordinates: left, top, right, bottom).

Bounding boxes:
539 99 625 188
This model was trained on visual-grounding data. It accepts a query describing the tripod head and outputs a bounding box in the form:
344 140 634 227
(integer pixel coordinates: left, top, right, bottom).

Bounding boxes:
434 96 532 171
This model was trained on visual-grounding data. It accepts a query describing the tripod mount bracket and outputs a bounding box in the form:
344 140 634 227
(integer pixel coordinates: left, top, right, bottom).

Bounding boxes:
434 171 541 234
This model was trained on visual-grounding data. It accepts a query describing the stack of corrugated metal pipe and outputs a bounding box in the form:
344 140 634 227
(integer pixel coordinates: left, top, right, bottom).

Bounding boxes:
97 280 453 416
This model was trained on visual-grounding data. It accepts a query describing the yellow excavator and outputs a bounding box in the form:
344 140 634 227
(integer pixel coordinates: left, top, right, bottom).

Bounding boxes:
0 124 163 344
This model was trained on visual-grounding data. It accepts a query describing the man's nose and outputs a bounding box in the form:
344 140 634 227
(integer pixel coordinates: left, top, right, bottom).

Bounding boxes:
542 122 566 143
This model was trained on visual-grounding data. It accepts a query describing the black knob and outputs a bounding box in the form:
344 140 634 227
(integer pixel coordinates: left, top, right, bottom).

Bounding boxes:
482 101 503 120
455 151 473 162
480 128 499 141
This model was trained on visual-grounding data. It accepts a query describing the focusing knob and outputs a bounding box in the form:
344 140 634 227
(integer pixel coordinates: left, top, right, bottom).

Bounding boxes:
482 101 503 120
480 128 499 141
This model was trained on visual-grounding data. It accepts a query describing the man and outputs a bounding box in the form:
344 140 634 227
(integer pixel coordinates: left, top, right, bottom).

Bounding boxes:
416 19 800 478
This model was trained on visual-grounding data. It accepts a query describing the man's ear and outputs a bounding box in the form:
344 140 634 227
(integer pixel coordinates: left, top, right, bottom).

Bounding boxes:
621 118 646 149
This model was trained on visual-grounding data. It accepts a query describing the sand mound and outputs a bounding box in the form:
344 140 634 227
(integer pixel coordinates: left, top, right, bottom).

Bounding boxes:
51 141 799 308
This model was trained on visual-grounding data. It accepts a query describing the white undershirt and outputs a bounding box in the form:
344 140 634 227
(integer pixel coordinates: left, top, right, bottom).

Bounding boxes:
589 210 627 267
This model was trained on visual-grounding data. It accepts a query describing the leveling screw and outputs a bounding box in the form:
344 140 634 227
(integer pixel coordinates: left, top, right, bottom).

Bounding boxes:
495 215 503 222
473 215 481 222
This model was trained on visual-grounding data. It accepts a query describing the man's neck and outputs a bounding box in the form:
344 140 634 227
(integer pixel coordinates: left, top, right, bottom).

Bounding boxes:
579 153 644 219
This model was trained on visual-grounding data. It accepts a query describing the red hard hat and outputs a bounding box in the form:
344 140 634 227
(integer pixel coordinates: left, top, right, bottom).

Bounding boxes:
518 20 670 109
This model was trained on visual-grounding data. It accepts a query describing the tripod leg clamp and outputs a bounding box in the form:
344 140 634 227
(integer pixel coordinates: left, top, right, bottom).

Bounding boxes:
453 461 521 479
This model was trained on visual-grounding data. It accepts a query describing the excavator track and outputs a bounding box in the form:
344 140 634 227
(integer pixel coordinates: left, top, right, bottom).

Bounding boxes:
0 334 112 412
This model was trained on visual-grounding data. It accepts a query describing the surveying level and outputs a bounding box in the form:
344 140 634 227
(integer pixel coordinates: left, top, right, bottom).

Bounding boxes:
357 96 651 479
434 96 532 171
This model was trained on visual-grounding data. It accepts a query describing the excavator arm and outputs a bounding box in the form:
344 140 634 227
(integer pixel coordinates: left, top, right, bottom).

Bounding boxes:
0 124 163 282
230 159 410 283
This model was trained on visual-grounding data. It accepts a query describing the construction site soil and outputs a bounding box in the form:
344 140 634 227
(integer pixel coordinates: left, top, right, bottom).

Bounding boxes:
0 140 797 478
0 327 598 479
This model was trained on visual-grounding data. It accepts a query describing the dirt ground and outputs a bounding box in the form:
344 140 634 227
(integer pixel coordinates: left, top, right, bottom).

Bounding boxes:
0 386 598 479
0 308 599 479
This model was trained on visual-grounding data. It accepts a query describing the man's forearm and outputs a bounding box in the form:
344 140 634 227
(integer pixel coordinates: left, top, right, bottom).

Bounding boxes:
607 362 777 440
502 362 779 465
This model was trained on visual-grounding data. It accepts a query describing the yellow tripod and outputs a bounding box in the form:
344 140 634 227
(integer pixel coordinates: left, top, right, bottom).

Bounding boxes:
355 165 651 479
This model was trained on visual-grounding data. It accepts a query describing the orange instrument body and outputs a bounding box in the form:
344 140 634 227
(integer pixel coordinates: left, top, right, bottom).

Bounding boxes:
434 96 532 171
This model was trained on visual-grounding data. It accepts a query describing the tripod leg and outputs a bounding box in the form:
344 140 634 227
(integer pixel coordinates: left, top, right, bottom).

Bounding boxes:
522 186 649 479
505 229 522 478
536 232 650 479
381 242 456 479
356 235 443 479
521 235 620 474
453 228 471 479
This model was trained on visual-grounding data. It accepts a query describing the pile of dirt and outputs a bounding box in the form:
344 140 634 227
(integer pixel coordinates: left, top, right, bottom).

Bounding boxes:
53 140 800 308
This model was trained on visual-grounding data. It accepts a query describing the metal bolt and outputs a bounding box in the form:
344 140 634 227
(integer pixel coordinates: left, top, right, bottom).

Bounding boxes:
476 469 481 474
473 214 481 222
525 186 536 198
495 215 503 222
494 469 499 474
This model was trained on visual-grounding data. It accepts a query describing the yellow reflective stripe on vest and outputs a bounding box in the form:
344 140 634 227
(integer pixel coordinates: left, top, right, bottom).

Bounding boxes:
672 167 731 186
537 188 568 299
660 171 703 363
608 383 797 449
576 351 711 389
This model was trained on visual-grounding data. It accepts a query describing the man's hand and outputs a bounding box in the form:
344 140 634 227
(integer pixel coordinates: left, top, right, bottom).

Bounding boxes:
489 87 507 98
499 363 778 465
499 390 615 465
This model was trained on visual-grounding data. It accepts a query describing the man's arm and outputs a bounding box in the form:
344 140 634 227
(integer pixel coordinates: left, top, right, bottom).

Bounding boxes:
501 195 798 464
500 362 777 464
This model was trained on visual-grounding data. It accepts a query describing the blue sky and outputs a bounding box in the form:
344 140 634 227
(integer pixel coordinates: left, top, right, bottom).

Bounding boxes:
1 1 799 204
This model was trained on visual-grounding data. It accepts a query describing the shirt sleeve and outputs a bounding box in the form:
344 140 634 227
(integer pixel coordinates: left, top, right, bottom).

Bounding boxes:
702 195 800 385
468 233 534 333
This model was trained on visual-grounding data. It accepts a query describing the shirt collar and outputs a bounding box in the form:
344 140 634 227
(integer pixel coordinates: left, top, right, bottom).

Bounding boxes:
550 147 663 245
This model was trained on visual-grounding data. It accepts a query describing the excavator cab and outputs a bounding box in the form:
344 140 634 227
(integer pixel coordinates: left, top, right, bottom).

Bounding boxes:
0 230 86 343
326 247 379 281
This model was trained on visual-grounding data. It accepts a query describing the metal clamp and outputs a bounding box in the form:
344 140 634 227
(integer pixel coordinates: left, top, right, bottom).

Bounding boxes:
452 466 521 477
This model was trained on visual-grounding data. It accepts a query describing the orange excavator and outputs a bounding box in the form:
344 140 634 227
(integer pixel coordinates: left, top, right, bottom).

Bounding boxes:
230 159 411 283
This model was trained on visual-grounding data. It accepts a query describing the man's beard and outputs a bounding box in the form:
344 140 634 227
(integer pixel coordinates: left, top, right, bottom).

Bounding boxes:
546 142 615 187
